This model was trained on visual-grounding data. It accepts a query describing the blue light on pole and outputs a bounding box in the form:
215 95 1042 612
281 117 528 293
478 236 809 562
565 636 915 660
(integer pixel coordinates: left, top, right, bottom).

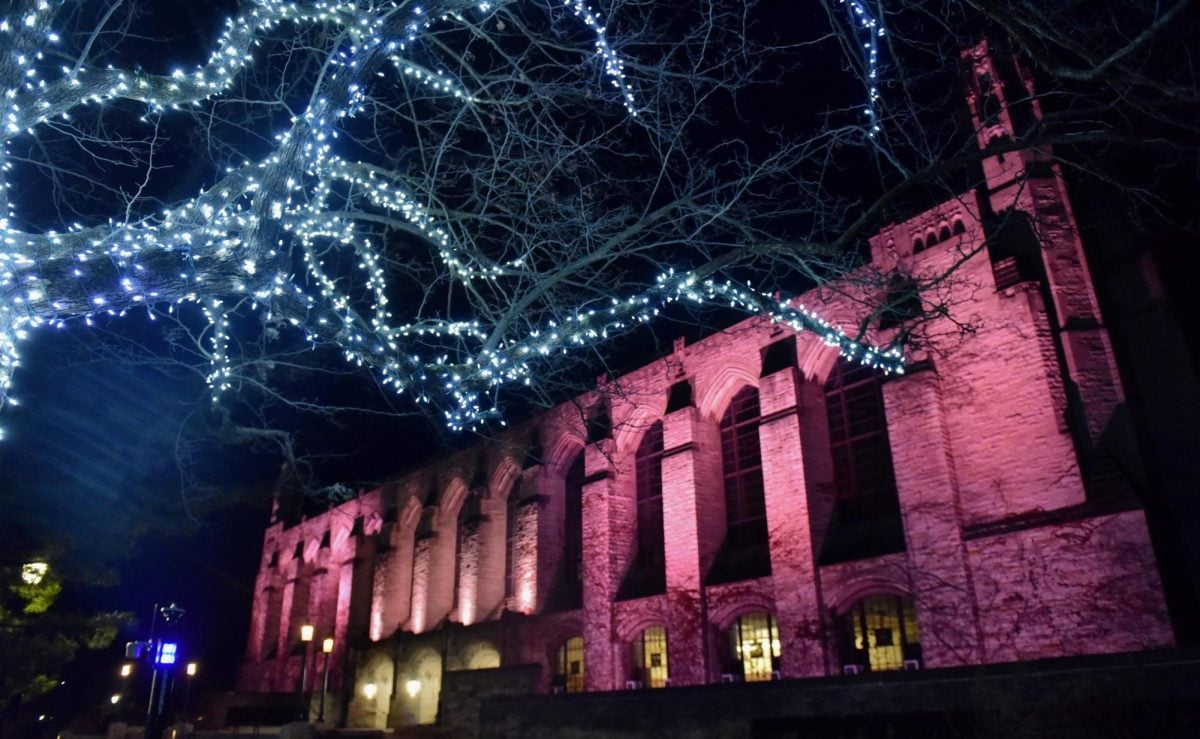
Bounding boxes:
155 642 178 666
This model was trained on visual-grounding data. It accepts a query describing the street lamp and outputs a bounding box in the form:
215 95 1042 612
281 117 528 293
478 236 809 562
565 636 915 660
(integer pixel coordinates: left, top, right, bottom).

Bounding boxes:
120 663 133 678
296 625 314 721
317 638 333 723
21 561 48 585
183 662 198 734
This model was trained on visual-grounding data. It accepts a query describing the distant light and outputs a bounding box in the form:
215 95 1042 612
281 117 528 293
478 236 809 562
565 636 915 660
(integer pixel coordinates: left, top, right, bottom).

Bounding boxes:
21 561 48 585
186 662 198 677
362 683 377 700
322 638 334 654
405 679 420 698
120 664 132 678
155 642 178 666
110 695 121 705
300 624 314 642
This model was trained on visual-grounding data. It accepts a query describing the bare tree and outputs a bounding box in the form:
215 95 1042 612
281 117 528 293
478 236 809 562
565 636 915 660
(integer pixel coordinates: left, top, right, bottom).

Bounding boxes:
0 0 1192 479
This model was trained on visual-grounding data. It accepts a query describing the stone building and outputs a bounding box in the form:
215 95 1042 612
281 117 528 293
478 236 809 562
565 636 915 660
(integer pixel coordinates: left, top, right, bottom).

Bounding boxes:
235 41 1178 731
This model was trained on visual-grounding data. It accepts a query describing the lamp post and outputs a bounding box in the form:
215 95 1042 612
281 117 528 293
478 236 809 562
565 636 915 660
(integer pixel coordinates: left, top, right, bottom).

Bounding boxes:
183 662 197 734
144 602 185 739
296 625 314 721
317 638 333 723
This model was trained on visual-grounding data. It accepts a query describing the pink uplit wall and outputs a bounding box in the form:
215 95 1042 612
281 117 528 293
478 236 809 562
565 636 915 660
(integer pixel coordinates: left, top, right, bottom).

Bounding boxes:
236 42 1174 722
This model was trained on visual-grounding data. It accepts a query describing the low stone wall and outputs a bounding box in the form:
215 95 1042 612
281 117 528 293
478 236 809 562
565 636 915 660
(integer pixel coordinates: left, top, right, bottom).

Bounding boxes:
439 665 541 738
478 650 1200 738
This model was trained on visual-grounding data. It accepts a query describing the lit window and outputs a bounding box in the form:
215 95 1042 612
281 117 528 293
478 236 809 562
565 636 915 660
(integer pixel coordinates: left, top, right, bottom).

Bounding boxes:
730 612 780 682
635 626 669 688
555 636 585 693
839 595 922 672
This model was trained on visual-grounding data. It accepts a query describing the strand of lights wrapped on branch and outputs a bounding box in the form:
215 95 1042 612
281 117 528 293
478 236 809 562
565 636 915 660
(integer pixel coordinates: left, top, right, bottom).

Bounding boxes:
0 0 896 438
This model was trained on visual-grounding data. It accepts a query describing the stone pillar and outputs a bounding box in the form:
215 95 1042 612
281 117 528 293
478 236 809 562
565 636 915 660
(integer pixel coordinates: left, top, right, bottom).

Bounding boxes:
246 567 272 662
758 367 826 677
332 556 357 688
581 440 619 691
883 368 982 667
508 469 542 615
409 534 435 633
659 406 719 686
277 569 299 660
369 525 413 641
456 520 483 625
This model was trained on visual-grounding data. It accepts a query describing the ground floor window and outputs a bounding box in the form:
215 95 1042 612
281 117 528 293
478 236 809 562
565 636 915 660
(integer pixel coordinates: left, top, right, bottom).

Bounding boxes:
634 626 669 688
730 612 780 682
555 636 585 693
838 594 922 672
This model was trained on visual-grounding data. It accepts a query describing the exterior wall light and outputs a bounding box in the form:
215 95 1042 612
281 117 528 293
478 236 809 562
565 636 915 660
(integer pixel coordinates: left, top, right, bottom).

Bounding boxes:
21 562 48 585
405 679 421 698
362 682 377 700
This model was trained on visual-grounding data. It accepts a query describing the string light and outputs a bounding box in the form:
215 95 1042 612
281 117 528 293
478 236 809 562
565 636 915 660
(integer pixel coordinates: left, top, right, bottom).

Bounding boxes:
838 0 885 136
0 0 896 436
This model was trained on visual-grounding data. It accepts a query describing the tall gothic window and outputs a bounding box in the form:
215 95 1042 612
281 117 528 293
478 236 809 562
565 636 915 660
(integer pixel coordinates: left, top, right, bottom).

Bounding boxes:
564 452 585 587
720 387 769 555
824 360 899 521
838 595 922 672
555 636 585 693
635 422 666 572
547 452 586 611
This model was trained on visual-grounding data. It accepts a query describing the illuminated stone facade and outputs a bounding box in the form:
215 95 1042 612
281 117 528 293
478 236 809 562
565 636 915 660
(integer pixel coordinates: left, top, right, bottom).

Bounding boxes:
235 41 1175 728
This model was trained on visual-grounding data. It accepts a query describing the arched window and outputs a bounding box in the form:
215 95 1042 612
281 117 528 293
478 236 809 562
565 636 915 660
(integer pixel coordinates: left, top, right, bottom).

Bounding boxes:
634 626 669 688
562 452 585 599
730 612 780 682
926 229 938 247
635 422 665 573
819 360 904 564
939 224 952 242
720 387 768 556
554 636 585 693
838 595 922 672
952 218 966 235
548 452 586 611
912 236 925 253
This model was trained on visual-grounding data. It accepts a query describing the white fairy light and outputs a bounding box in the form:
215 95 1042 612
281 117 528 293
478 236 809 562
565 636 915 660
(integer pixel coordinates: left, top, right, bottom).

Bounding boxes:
0 0 896 437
